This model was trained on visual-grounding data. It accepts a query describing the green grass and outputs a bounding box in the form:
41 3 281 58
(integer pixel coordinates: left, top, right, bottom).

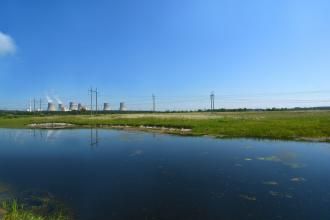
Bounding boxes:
1 200 69 220
0 111 330 141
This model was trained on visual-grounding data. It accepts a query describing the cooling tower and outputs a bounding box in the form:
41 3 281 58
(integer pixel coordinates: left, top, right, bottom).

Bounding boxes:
103 103 111 111
119 102 126 111
69 102 78 111
47 102 56 112
78 103 82 111
58 104 65 112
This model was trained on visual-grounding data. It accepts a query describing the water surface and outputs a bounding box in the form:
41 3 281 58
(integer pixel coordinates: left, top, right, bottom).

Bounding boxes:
0 128 330 220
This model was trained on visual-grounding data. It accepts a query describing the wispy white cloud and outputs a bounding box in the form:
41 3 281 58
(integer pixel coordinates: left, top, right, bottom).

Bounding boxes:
0 32 16 56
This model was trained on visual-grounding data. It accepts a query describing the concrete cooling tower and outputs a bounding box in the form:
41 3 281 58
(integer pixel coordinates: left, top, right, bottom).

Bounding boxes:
119 102 127 111
103 103 111 111
47 102 56 111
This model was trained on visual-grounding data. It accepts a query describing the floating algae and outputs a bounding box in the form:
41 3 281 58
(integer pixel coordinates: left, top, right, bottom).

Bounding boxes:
262 181 279 186
257 153 305 169
269 191 280 197
269 191 293 199
257 156 281 162
239 194 256 201
283 162 305 169
290 177 306 182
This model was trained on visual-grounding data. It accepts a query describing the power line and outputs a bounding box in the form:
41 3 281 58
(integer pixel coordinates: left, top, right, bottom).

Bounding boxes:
152 94 156 112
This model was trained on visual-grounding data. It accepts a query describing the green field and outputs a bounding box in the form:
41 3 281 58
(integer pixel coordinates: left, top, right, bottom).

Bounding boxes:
0 111 330 142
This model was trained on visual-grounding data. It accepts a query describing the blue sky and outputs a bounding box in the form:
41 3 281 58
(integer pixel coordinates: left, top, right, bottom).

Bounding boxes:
0 0 330 110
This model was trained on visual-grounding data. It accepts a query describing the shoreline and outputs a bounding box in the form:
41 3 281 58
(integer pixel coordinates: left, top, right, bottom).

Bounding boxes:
1 111 330 143
20 122 330 143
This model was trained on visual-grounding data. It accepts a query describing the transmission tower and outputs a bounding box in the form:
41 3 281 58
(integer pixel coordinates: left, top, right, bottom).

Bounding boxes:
152 94 156 112
210 92 215 111
89 87 98 116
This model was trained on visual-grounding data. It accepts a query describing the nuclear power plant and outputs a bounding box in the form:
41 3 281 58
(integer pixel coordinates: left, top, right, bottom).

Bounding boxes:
44 99 131 112
44 100 87 112
120 102 126 111
58 103 65 112
69 102 78 111
39 91 121 113
103 103 111 111
47 102 56 111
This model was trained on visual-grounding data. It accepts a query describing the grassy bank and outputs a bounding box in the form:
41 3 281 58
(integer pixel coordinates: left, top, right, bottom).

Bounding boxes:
0 200 70 220
0 111 330 142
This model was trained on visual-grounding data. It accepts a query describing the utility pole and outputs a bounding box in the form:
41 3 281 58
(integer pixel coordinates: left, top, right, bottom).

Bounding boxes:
39 98 42 112
152 94 156 112
210 92 215 111
89 87 93 116
95 88 98 114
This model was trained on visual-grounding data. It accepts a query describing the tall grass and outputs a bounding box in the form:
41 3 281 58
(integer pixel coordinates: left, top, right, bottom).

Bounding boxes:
0 111 330 141
1 200 70 220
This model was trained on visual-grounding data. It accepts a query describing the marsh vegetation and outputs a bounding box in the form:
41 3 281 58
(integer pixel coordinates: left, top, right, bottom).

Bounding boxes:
0 111 330 142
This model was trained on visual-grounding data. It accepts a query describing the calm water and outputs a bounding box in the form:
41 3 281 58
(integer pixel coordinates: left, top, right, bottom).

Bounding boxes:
0 128 330 220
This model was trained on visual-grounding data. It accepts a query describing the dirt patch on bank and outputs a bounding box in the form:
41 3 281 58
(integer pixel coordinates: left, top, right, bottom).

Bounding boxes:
107 125 193 134
27 123 76 129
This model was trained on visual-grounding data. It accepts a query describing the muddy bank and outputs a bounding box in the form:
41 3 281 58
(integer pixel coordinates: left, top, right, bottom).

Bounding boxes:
107 125 192 134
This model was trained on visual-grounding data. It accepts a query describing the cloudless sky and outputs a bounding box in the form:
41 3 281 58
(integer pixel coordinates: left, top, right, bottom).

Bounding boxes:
1 0 330 110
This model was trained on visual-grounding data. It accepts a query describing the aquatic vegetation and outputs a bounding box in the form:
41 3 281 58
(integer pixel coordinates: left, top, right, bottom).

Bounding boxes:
290 177 306 182
269 191 293 199
257 156 281 162
0 190 72 220
269 191 280 197
257 155 305 169
239 194 256 201
283 162 305 169
262 181 279 186
244 158 253 161
1 200 70 220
